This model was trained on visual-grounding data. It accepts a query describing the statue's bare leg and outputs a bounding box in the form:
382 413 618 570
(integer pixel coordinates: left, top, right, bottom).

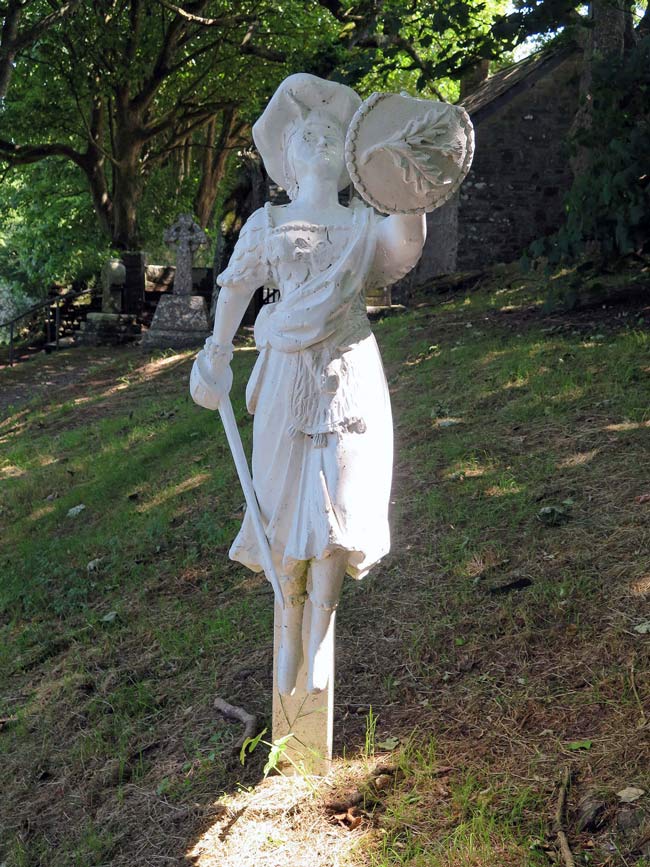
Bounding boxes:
307 549 347 693
277 560 308 696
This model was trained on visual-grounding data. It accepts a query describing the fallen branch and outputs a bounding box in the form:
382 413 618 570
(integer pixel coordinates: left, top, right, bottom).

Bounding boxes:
214 697 257 751
553 766 576 867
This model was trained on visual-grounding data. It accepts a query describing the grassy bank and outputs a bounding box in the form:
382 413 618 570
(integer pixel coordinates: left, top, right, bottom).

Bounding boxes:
1 268 649 866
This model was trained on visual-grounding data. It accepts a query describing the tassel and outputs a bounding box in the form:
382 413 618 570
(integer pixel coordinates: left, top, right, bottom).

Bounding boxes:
312 432 328 448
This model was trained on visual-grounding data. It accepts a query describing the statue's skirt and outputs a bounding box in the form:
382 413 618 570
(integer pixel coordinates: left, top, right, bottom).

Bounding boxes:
229 332 393 582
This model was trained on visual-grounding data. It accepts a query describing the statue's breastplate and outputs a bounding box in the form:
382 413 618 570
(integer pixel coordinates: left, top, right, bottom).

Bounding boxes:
266 223 352 298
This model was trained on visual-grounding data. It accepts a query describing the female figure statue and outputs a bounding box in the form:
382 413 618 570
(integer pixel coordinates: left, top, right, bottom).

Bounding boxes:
190 74 427 697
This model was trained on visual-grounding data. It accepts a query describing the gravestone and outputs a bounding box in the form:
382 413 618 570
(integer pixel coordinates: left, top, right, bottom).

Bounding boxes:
101 257 126 313
76 256 140 345
143 215 211 349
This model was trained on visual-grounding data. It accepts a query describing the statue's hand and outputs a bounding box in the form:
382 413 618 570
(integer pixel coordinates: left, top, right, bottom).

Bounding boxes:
189 338 233 410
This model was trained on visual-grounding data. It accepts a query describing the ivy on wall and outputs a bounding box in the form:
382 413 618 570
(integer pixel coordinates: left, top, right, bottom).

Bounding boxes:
527 36 650 267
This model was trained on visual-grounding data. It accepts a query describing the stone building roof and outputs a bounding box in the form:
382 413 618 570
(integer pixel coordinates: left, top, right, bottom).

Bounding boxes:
461 45 579 121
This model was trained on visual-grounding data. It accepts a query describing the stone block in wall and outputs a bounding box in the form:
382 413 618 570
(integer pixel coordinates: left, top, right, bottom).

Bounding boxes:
457 52 582 270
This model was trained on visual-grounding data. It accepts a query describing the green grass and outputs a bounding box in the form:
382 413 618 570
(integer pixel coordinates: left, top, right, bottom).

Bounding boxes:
370 763 548 867
2 272 650 866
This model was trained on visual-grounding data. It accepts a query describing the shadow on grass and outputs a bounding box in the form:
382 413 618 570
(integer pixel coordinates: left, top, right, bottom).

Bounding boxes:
2 292 650 866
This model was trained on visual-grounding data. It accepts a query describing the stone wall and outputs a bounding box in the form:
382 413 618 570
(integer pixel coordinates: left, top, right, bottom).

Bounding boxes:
457 54 582 270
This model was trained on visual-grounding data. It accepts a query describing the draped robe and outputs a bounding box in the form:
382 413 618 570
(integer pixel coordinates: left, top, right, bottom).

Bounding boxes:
217 202 409 583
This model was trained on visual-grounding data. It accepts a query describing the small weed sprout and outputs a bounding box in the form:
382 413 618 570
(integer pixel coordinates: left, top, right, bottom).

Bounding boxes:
364 706 377 758
239 728 317 791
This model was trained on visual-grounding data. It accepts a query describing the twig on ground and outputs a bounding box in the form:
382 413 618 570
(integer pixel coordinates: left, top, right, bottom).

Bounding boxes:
629 662 647 728
627 829 650 862
604 828 650 867
553 766 576 867
214 697 257 751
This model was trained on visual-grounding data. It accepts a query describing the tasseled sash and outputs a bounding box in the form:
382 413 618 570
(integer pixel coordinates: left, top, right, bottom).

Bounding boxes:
254 209 378 448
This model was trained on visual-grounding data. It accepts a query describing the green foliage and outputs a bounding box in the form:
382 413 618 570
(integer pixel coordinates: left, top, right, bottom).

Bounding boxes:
335 0 511 102
239 728 313 782
528 36 650 267
240 727 268 764
0 0 340 250
0 0 590 295
0 161 108 299
0 284 35 339
364 706 378 757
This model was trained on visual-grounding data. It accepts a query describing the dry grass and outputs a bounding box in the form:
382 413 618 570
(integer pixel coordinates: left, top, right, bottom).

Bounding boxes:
2 267 650 866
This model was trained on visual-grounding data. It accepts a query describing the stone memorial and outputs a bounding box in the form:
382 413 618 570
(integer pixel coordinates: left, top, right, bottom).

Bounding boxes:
101 257 126 313
190 74 474 774
77 256 140 346
143 214 210 349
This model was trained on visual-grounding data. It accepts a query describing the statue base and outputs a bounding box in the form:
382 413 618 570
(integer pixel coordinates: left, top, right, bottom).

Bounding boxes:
142 294 210 349
272 599 334 777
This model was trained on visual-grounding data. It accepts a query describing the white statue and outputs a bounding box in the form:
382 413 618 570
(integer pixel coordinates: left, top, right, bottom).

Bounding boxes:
190 74 473 699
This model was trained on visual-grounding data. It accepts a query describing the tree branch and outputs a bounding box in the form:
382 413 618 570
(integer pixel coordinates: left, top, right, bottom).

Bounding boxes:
239 23 287 63
315 0 347 23
11 0 80 53
156 0 253 28
142 99 234 146
130 4 193 112
239 41 287 63
146 113 216 164
0 0 20 97
0 138 85 168
165 34 224 77
125 0 143 64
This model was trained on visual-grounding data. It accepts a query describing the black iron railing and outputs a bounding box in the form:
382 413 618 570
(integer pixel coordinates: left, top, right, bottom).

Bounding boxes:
1 287 93 366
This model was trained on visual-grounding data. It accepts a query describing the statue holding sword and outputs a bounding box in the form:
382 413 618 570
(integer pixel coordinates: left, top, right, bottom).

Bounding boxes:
190 73 473 712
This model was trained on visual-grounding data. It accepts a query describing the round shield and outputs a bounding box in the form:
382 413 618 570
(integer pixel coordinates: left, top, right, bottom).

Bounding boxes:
345 92 474 215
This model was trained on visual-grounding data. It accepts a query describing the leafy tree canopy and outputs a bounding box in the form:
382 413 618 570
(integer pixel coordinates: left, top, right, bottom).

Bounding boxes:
0 0 594 300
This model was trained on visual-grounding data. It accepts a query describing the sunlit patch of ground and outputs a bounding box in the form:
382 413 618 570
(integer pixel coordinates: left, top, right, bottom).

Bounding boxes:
187 772 368 867
138 472 211 512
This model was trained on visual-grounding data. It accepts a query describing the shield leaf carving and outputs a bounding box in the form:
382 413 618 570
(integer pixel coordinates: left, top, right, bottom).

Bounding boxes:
359 106 466 196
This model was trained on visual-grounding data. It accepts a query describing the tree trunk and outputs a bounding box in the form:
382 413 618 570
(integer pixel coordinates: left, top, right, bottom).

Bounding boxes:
0 1 21 98
194 109 239 228
110 95 146 249
82 151 113 239
111 153 143 249
570 0 630 177
78 97 114 240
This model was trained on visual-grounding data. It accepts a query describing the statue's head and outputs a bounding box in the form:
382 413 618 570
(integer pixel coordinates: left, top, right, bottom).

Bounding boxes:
253 73 361 199
283 111 346 196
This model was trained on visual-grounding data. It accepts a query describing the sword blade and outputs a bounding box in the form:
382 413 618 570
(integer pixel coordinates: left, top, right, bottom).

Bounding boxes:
218 396 285 609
